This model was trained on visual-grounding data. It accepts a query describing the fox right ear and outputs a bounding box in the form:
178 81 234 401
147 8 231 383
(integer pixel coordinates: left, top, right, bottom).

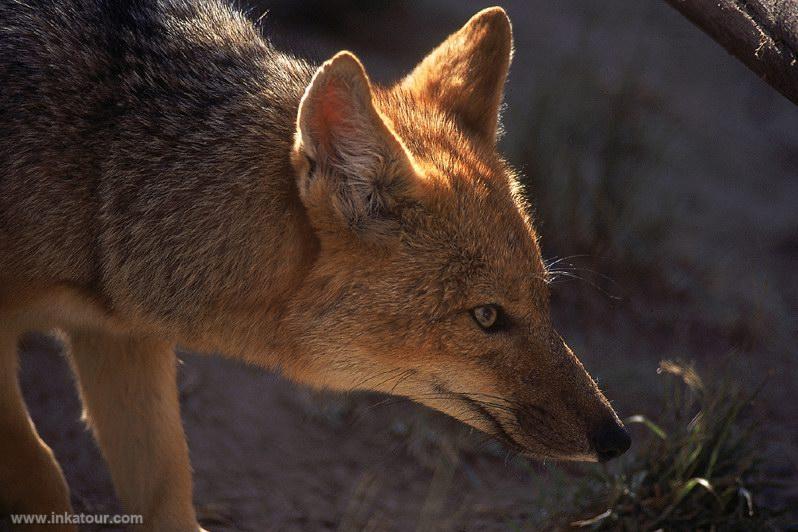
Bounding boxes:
292 51 418 241
401 7 512 145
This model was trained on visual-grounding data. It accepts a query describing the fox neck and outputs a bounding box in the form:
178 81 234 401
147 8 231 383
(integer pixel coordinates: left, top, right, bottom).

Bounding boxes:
103 54 323 365
182 75 325 364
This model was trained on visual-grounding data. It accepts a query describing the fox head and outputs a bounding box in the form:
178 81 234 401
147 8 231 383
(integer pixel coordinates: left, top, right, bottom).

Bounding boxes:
286 7 630 462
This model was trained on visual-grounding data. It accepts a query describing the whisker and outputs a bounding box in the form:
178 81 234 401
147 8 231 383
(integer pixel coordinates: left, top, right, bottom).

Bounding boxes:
547 270 622 300
349 366 405 391
549 265 623 291
544 254 590 270
389 369 416 393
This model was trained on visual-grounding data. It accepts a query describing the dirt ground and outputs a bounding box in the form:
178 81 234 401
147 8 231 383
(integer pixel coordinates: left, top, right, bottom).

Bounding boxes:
11 1 798 530
22 333 572 531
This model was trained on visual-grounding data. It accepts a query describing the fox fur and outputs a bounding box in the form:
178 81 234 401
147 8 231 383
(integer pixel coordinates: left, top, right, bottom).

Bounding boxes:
0 1 629 530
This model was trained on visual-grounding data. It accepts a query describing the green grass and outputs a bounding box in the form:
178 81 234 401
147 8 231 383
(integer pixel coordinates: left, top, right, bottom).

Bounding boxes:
565 359 779 531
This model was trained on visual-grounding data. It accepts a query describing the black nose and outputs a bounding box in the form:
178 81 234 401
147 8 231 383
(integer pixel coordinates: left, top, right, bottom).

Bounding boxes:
590 419 631 462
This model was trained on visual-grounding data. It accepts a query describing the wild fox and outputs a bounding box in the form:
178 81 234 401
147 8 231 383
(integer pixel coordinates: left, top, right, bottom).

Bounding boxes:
0 0 630 530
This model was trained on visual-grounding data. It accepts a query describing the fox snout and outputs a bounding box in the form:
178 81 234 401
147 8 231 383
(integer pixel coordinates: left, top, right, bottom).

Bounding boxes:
481 337 632 462
509 395 631 462
590 417 632 462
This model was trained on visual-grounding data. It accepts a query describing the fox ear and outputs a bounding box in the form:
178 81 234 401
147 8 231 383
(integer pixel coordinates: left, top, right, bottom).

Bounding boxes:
401 7 512 144
293 51 417 240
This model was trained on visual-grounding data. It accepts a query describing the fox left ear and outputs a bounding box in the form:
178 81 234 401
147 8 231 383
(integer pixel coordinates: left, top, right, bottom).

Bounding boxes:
401 7 513 144
293 51 418 241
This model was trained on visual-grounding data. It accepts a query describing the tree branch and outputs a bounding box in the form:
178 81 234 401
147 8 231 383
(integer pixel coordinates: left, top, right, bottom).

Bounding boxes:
664 0 798 105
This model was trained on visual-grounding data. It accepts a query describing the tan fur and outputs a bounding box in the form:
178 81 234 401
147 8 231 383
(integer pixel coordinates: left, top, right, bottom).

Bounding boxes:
0 3 628 529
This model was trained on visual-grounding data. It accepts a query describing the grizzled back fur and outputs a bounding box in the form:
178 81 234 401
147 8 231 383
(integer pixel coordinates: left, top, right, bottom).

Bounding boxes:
1 0 318 342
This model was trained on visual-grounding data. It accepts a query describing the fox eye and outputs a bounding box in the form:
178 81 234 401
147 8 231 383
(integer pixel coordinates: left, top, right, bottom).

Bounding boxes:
471 304 501 331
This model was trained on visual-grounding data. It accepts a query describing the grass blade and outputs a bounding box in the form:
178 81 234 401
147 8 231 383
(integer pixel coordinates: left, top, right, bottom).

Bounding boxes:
624 415 667 439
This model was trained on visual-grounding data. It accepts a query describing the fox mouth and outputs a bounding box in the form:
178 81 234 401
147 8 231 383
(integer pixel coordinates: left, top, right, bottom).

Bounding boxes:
433 383 556 458
430 381 581 459
453 392 527 452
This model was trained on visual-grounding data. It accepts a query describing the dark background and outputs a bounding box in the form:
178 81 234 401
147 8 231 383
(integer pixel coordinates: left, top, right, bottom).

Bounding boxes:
19 1 798 529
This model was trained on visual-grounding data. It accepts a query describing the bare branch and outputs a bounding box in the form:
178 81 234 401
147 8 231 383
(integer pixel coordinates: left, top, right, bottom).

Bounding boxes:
665 0 798 105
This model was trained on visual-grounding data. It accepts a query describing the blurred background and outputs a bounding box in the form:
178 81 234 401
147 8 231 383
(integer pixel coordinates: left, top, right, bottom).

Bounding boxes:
19 0 798 529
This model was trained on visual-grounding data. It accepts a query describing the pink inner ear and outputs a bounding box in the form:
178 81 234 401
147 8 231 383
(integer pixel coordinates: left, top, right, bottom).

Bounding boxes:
311 79 355 154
